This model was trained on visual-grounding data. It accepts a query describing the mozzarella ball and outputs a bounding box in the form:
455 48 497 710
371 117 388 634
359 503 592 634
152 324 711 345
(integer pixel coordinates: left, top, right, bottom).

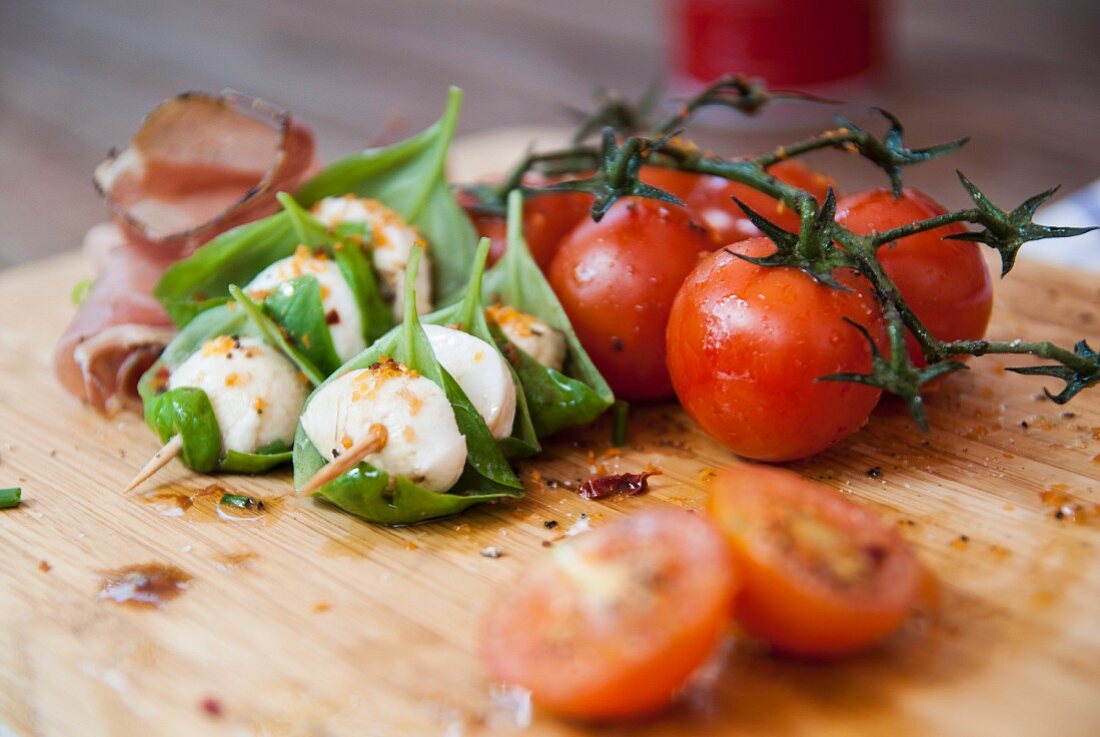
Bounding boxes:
423 324 516 440
486 304 567 372
301 360 466 493
311 196 432 318
246 246 365 362
168 336 309 454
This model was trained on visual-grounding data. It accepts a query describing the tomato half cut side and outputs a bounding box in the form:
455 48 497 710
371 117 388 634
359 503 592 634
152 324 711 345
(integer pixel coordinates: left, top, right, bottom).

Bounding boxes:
481 509 738 721
707 465 920 658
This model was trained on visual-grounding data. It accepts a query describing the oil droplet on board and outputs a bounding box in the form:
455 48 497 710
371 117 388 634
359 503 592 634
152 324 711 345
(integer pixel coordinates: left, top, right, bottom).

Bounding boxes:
98 563 191 608
135 484 281 526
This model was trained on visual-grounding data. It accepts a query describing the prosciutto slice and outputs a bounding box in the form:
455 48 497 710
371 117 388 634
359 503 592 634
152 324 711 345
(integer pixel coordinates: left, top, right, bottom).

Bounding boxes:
54 91 315 414
53 230 178 415
94 90 315 260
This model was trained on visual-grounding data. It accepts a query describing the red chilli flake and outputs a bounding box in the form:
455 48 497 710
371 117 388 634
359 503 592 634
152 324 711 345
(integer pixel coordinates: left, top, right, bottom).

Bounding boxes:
200 696 223 717
578 471 660 500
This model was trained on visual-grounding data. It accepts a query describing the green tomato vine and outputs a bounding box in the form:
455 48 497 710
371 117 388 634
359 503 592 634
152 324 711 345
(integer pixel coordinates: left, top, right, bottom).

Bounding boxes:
467 74 1099 429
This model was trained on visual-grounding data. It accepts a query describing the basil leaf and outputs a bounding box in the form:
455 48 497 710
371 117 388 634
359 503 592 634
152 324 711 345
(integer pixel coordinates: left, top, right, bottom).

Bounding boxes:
278 191 396 345
295 87 476 306
333 239 394 344
155 212 299 326
222 445 292 474
147 387 222 472
390 248 519 489
137 308 297 475
153 192 390 348
228 285 325 386
293 246 523 525
262 276 343 377
277 191 331 248
481 189 614 436
315 467 521 527
147 388 292 474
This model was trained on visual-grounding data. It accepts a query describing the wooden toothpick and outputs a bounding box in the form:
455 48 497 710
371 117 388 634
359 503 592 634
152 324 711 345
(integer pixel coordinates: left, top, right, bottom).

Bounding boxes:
124 434 183 493
298 424 388 496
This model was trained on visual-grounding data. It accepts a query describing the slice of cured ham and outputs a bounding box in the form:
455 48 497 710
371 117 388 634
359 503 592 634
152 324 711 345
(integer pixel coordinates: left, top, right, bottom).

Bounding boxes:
94 90 315 260
53 231 177 415
54 91 315 414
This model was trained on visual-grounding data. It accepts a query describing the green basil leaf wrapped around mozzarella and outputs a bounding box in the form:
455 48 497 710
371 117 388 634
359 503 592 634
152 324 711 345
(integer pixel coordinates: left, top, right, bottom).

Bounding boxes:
228 285 327 386
319 471 518 527
480 189 614 437
155 211 298 326
293 246 522 526
136 305 309 477
146 387 225 473
423 238 540 459
158 192 395 376
295 86 476 307
260 275 344 377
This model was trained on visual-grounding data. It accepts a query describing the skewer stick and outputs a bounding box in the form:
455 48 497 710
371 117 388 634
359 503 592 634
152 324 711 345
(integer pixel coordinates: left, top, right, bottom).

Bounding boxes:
124 434 183 493
298 424 388 496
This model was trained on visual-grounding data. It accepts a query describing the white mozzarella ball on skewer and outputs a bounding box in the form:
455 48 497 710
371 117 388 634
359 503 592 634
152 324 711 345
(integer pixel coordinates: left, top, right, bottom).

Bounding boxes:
300 360 466 493
422 324 516 440
311 196 433 318
245 246 365 362
168 336 309 454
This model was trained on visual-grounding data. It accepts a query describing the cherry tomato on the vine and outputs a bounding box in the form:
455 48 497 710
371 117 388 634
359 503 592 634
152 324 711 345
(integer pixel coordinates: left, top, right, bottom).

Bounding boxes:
666 237 887 461
641 160 835 246
482 509 738 721
708 464 921 658
549 197 717 401
458 178 593 270
837 188 993 366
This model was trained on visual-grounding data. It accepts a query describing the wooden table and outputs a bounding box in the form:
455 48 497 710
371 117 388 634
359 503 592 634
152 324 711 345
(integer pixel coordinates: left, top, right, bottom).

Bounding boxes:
2 125 1100 735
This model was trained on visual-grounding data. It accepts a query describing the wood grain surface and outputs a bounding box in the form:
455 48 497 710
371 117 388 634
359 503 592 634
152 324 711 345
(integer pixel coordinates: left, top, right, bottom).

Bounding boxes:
1 131 1100 737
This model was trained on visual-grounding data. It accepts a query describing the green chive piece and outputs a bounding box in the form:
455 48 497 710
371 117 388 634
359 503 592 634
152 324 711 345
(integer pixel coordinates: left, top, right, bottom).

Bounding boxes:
0 487 22 509
219 493 263 511
72 278 93 305
611 400 630 447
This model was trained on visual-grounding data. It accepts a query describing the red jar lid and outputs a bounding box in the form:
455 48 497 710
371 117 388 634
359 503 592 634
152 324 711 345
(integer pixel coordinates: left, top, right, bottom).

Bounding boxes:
668 0 883 88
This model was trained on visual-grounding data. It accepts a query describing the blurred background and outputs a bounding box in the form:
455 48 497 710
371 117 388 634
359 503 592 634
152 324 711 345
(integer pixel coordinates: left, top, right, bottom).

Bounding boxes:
1 0 1098 269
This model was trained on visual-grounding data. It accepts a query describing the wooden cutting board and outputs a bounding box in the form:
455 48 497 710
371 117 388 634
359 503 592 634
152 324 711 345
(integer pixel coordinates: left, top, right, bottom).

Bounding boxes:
2 130 1099 737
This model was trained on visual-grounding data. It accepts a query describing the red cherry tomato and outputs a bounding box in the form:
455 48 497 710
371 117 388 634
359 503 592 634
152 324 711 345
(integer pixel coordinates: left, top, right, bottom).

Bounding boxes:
837 188 993 366
641 161 835 246
458 179 593 270
708 464 921 657
549 197 716 401
666 238 887 461
482 509 738 721
521 191 595 268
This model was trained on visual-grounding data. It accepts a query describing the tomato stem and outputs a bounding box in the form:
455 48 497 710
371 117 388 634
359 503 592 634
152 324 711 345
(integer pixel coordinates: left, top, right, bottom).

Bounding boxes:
865 210 980 247
497 75 1100 418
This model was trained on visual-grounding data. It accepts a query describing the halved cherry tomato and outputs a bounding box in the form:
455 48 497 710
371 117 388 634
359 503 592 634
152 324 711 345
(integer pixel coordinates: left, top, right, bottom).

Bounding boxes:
459 178 593 270
641 161 835 246
708 464 921 658
837 188 993 366
482 509 738 721
549 197 716 401
666 237 887 461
